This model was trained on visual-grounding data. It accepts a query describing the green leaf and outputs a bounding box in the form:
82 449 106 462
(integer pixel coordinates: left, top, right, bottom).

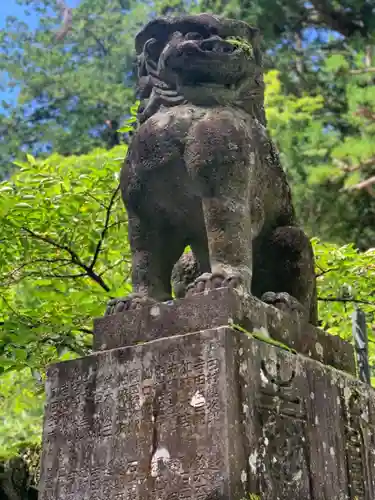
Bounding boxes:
343 171 361 189
325 54 350 72
26 154 36 166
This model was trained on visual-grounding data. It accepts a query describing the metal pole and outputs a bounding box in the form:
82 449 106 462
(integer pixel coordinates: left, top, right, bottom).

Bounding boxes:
352 308 371 384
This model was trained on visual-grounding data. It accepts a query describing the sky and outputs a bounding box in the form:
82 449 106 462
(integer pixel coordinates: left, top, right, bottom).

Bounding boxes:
0 1 36 108
0 0 81 27
0 1 36 30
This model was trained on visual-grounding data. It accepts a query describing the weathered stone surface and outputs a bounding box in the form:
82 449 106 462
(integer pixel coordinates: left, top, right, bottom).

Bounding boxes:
40 326 374 500
340 376 375 499
40 327 245 500
239 333 375 500
94 287 355 375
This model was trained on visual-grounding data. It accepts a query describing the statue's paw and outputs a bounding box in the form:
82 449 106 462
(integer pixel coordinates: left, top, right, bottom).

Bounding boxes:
261 291 308 320
105 293 157 316
185 271 242 296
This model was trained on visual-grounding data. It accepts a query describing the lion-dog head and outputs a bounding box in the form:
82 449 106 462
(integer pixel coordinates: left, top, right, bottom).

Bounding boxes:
135 13 265 125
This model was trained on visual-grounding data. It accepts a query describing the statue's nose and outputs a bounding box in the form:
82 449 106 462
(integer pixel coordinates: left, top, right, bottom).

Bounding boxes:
160 39 200 69
177 40 201 56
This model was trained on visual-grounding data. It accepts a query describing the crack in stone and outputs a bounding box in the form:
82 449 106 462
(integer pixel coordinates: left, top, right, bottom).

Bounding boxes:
149 389 160 476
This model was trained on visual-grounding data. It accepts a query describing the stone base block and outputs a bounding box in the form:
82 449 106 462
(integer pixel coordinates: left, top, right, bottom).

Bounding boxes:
40 327 375 500
93 288 355 375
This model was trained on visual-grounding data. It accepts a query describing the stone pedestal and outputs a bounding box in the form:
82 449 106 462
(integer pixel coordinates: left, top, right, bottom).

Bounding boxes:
39 289 375 500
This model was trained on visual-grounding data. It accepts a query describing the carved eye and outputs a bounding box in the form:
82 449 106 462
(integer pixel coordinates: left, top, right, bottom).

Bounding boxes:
185 32 203 41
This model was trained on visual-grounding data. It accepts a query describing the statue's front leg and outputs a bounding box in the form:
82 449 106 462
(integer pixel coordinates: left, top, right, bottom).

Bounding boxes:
185 113 255 295
105 211 178 315
187 196 253 295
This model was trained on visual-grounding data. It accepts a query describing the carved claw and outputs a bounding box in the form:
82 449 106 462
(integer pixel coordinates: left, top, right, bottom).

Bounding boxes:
261 291 308 321
185 271 242 296
105 293 157 316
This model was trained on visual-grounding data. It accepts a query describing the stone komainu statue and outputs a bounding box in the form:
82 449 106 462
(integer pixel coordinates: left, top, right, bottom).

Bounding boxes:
107 13 318 325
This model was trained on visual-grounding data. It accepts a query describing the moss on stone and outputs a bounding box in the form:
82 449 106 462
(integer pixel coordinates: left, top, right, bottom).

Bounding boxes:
226 37 254 57
233 323 297 354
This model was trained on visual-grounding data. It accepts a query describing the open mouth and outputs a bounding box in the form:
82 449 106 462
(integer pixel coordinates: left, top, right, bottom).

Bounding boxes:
170 36 237 62
160 35 243 87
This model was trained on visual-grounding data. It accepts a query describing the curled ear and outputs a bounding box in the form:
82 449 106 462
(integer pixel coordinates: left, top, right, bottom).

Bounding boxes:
135 18 171 54
137 52 147 78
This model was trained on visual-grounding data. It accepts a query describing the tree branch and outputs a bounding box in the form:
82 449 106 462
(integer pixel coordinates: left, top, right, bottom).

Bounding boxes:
308 1 368 37
2 257 72 285
335 156 375 174
77 327 94 334
350 67 375 75
21 227 110 291
99 257 130 277
23 271 88 280
347 176 375 192
22 227 83 263
316 267 338 278
86 193 107 209
89 186 120 270
318 296 375 306
55 0 74 41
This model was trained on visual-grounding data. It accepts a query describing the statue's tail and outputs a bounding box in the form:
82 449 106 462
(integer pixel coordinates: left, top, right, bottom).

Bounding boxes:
171 250 201 299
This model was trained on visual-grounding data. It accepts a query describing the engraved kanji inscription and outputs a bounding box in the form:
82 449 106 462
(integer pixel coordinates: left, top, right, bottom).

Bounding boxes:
342 388 370 500
39 328 244 500
256 356 311 498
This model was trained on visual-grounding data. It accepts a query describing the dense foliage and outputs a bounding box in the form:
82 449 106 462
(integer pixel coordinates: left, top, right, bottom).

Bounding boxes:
0 370 44 457
0 145 130 375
